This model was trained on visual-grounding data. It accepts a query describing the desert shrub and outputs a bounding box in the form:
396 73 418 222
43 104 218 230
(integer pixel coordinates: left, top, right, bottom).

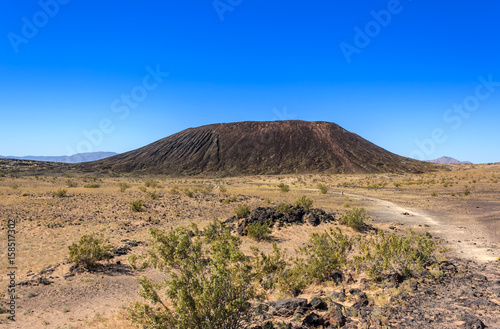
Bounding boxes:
294 196 313 210
223 195 237 204
138 186 147 193
68 234 112 270
463 186 471 196
277 183 290 192
343 202 351 208
66 180 77 188
130 199 143 212
430 191 437 197
0 172 5 177
317 184 328 194
219 186 227 193
277 202 291 214
10 184 18 189
169 186 180 194
354 230 438 280
53 189 67 198
144 180 159 188
128 221 256 329
393 182 401 187
84 184 100 188
235 204 251 218
184 189 194 198
251 242 288 291
119 183 131 192
246 222 271 241
340 207 368 231
298 228 353 283
147 191 159 200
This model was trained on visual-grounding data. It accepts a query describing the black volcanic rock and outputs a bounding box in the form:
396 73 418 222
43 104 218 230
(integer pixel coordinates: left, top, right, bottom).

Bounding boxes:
83 121 438 176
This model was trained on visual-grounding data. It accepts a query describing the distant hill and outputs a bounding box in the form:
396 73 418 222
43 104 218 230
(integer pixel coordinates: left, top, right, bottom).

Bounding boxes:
427 156 472 165
0 152 118 163
81 121 439 176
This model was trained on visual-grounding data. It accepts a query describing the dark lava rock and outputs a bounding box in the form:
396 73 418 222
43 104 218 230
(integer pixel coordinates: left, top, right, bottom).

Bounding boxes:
270 298 308 317
302 312 322 327
309 297 328 310
461 314 486 329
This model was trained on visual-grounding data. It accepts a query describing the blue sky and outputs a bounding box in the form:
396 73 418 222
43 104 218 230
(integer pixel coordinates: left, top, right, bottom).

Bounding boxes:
0 0 499 163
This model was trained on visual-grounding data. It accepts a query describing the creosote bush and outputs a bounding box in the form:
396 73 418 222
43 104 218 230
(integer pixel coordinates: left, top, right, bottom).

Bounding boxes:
246 221 271 241
130 199 143 212
277 183 290 192
84 184 100 188
119 183 131 192
340 207 368 231
66 180 77 188
235 204 251 218
68 234 112 270
317 183 328 194
354 230 438 280
52 188 67 198
128 220 256 329
294 196 313 210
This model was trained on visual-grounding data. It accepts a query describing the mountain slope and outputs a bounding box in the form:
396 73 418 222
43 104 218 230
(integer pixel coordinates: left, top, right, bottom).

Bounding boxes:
427 156 472 165
82 121 438 176
0 152 118 163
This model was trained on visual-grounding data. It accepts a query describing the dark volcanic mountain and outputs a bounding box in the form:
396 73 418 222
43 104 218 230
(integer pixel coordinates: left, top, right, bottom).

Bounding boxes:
82 121 437 176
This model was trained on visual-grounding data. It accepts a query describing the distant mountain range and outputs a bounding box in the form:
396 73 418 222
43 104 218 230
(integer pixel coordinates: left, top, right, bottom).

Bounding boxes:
427 156 472 165
0 152 118 163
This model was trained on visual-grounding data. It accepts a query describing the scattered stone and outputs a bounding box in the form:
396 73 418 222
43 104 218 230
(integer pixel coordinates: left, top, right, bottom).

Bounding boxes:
309 297 328 311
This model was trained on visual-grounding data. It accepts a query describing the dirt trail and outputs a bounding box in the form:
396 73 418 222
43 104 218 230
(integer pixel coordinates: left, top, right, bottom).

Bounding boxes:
331 191 498 263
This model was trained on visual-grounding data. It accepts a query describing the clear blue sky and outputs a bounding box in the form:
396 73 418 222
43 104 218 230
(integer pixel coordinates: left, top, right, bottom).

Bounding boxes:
1 0 499 163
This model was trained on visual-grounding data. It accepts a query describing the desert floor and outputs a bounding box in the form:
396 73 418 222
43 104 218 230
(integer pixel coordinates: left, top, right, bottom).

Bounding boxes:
0 163 498 328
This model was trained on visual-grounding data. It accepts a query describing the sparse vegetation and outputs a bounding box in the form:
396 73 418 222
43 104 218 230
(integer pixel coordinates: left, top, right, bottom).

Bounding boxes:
66 180 77 188
52 189 67 198
277 202 291 214
246 221 271 241
128 221 256 329
144 180 159 188
147 191 158 200
277 183 290 192
317 183 328 194
130 199 143 212
431 191 437 197
119 183 131 192
463 186 471 196
293 195 313 209
10 183 18 189
68 234 112 270
169 186 180 194
84 184 100 188
223 195 237 204
235 204 251 218
340 207 368 231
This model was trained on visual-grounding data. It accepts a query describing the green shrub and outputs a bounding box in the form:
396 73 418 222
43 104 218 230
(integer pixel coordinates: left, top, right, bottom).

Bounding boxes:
128 221 256 329
298 228 353 283
119 183 131 192
184 189 194 198
277 183 290 192
430 191 437 197
354 230 438 280
219 186 227 193
317 184 328 194
170 186 180 194
277 203 291 214
223 195 237 204
144 180 159 188
340 207 368 231
235 204 251 219
66 180 77 188
147 191 159 200
463 186 471 196
130 199 143 212
68 234 112 270
84 184 100 188
0 172 5 177
246 222 271 241
251 242 288 291
52 189 67 198
294 196 313 210
10 184 18 189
